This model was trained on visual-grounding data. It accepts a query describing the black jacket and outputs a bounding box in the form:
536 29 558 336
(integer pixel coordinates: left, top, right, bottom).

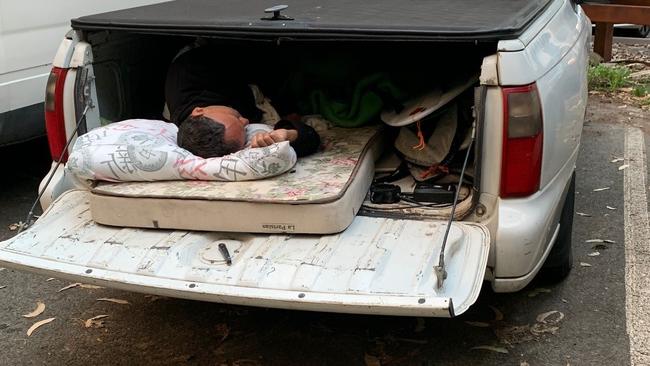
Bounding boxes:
165 46 320 157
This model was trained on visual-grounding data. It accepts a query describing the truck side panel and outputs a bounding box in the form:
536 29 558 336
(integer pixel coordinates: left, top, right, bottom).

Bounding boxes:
493 0 590 282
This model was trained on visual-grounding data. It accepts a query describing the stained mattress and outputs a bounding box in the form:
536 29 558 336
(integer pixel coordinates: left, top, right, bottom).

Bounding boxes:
90 125 384 234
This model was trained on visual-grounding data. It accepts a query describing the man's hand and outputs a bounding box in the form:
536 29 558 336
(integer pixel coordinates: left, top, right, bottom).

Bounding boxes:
251 129 298 148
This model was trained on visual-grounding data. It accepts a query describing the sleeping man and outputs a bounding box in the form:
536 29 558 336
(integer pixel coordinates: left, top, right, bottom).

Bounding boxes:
164 45 320 158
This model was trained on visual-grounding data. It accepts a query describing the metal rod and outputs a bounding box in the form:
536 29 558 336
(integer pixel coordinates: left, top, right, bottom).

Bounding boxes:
18 105 89 233
435 120 476 288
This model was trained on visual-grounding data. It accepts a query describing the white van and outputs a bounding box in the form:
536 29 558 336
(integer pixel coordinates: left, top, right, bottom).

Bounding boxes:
0 0 167 146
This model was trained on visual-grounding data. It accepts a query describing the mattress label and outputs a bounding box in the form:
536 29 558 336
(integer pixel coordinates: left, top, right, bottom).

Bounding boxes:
262 223 296 232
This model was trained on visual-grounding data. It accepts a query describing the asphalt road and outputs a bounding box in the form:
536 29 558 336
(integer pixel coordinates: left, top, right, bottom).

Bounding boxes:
0 95 647 365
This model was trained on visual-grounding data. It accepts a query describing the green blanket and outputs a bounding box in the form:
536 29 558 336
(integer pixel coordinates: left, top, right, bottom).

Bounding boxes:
309 73 407 128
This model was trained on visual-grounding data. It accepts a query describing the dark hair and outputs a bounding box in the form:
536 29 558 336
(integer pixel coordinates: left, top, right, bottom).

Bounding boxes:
177 115 240 158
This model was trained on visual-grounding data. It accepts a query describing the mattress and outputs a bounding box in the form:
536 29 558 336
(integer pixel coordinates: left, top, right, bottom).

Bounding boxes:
90 125 384 234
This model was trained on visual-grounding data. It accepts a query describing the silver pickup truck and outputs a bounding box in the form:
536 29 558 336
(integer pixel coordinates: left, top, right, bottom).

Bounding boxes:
1 0 590 317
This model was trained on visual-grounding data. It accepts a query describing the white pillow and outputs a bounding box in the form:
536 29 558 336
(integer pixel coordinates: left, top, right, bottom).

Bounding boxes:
67 119 297 182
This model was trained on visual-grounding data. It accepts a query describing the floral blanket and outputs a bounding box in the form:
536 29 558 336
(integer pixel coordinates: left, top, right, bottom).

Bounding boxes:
92 124 382 203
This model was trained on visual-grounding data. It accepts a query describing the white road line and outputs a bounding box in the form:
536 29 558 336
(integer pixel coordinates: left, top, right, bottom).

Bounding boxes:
624 127 650 366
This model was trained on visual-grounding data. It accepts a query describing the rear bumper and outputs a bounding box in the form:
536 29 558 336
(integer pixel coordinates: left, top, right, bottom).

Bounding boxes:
491 148 577 292
491 223 559 293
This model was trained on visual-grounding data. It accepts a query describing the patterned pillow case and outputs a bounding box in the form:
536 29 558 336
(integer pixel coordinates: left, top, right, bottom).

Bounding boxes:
66 119 296 182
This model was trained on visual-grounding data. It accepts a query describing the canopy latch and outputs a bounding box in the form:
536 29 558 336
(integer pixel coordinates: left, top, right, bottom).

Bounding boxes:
262 5 294 21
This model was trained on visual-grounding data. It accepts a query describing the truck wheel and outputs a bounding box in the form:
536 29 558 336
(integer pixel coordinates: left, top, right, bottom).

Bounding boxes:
538 172 575 283
638 25 650 38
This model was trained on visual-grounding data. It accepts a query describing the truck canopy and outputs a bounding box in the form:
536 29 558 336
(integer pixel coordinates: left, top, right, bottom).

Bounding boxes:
71 0 552 41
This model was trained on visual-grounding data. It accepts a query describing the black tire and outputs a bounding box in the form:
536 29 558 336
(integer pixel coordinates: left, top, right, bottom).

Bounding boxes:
537 172 575 283
637 25 650 38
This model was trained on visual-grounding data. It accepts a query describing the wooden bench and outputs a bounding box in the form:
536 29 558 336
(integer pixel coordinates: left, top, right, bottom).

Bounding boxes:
581 0 650 61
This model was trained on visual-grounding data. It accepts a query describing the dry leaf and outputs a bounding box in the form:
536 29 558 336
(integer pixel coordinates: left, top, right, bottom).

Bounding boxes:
494 325 535 345
611 157 624 163
8 223 20 231
587 251 601 257
168 355 195 364
618 164 630 171
0 285 6 290
593 187 610 192
489 305 504 321
232 359 262 366
57 283 81 292
23 302 45 318
561 298 568 303
364 353 381 366
97 298 130 305
465 321 490 327
585 239 615 244
536 310 564 324
527 288 551 297
606 206 617 210
27 317 55 336
79 284 103 289
576 212 592 217
144 295 167 302
215 323 230 343
530 323 560 336
84 315 109 328
580 262 592 267
471 345 509 354
45 278 55 282
394 337 428 345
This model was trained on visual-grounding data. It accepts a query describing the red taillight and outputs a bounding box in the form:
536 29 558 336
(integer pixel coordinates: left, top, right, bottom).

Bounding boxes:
500 83 543 198
45 67 69 162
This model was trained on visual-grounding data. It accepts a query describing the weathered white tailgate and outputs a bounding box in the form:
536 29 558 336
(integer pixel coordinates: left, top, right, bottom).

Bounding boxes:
0 191 489 317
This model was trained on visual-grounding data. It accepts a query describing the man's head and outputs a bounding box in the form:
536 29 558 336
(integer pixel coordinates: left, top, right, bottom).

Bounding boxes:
177 106 249 158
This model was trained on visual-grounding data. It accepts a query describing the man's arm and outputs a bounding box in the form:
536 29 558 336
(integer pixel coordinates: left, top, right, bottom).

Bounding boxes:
250 120 320 157
273 120 320 157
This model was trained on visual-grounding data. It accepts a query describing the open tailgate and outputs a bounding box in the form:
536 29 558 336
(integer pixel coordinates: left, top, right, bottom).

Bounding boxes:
0 191 489 317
